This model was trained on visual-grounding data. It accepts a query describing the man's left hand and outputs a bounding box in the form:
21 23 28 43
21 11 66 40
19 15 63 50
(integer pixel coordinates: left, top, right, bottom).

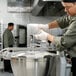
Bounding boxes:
34 30 49 41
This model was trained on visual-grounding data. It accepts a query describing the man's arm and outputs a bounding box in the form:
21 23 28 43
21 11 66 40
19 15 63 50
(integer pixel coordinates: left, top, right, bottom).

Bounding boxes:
34 20 76 51
3 32 9 48
48 21 76 51
48 16 70 29
48 20 59 29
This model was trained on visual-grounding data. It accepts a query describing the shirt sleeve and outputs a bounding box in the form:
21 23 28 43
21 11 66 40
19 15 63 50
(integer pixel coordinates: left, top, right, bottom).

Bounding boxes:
3 32 9 48
53 21 76 51
56 15 70 29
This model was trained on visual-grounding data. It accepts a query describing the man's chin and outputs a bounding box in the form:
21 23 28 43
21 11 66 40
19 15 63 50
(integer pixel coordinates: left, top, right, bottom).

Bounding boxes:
67 13 75 16
67 13 71 16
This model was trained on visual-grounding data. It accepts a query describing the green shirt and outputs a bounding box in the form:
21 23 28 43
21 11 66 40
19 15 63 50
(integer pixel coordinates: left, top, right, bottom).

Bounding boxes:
54 15 76 57
3 29 14 48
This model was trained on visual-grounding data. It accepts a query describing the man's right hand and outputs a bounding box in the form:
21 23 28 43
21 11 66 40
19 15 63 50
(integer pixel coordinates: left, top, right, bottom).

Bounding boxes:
38 24 49 31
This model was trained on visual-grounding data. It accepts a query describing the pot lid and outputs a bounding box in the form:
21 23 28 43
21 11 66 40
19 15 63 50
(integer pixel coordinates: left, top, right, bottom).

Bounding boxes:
11 51 55 59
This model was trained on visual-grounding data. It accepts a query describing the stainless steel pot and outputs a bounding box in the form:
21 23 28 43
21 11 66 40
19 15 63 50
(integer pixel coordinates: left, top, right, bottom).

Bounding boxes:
11 51 51 76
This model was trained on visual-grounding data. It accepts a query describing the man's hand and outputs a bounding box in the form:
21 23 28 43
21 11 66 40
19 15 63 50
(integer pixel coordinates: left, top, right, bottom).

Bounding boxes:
34 30 49 41
34 30 54 42
38 24 49 31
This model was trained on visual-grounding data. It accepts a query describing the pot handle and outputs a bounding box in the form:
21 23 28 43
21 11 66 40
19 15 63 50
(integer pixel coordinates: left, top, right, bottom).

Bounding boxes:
18 56 27 58
44 55 51 58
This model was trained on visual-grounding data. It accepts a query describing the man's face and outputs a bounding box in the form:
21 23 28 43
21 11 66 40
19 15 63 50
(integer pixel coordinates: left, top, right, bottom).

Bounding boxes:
62 2 76 16
10 26 14 31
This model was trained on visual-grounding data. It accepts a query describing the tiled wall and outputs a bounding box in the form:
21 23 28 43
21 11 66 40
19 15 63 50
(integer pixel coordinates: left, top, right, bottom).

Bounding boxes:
0 0 63 48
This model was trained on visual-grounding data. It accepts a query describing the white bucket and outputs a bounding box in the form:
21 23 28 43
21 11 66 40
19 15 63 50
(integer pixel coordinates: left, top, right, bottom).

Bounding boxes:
66 63 71 76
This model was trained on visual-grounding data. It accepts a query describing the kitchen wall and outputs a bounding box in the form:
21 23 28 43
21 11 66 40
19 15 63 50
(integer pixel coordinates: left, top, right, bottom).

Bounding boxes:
0 0 63 48
0 0 59 25
0 0 63 32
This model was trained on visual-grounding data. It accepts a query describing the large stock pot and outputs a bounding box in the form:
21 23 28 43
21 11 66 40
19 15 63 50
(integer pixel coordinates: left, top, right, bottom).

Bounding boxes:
11 51 51 76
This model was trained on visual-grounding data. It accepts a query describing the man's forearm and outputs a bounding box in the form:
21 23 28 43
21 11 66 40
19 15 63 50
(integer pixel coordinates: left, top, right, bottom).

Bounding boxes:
48 20 59 29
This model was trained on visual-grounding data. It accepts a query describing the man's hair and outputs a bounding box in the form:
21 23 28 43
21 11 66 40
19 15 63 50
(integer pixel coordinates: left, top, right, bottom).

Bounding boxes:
8 22 14 27
62 0 76 2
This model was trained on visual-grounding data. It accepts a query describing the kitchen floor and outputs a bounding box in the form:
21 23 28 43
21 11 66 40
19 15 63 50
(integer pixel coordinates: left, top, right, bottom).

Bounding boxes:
0 71 13 76
0 70 72 76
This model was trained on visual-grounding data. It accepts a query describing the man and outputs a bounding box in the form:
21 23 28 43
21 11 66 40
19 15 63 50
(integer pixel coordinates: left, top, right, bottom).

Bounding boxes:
34 0 76 76
3 22 14 72
3 23 14 48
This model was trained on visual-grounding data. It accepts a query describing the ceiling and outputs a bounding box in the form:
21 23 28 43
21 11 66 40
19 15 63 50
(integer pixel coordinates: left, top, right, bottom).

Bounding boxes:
7 0 65 16
42 0 61 1
7 0 34 12
8 0 34 7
